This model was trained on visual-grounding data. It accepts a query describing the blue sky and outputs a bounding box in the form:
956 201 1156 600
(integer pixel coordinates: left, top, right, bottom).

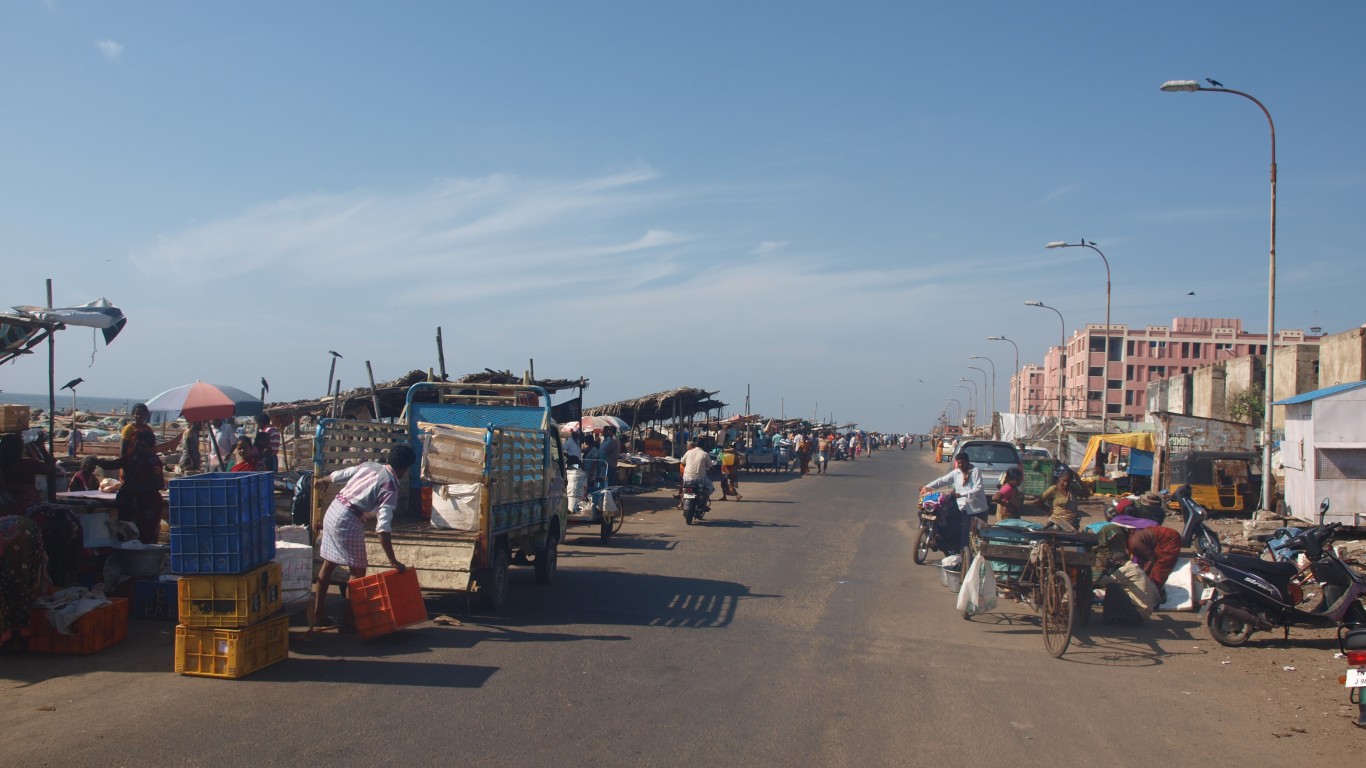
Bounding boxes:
3 1 1364 432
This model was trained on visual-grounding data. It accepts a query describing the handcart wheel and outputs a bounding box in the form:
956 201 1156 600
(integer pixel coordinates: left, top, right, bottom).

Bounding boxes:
1040 568 1075 658
611 492 626 534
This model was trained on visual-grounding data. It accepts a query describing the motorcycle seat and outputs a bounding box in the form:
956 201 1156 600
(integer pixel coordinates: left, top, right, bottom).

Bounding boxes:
1213 551 1299 581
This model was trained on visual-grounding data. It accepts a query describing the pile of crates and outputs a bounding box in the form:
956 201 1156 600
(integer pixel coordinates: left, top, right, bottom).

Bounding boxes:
167 472 289 678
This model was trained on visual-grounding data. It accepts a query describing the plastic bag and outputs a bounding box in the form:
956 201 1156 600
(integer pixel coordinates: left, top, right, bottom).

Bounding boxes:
956 552 998 615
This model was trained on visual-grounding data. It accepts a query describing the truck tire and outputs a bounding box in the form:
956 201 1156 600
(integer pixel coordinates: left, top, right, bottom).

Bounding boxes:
478 543 510 610
534 524 559 585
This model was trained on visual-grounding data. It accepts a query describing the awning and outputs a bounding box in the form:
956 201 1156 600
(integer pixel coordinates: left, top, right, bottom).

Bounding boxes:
1079 432 1156 476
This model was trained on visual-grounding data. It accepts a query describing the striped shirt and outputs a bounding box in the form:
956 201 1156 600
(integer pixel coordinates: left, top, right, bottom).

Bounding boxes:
329 462 401 533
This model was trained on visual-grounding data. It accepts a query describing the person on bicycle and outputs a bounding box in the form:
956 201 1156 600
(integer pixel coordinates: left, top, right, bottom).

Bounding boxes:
920 452 989 550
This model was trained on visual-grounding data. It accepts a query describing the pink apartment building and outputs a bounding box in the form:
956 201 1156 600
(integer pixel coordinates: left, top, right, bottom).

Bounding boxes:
1009 317 1320 421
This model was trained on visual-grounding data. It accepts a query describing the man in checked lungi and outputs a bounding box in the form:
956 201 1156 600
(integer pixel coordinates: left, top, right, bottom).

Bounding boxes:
308 444 416 630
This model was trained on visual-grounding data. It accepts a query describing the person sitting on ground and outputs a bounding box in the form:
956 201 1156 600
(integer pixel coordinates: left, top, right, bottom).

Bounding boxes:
69 456 101 492
309 444 415 631
1040 468 1089 531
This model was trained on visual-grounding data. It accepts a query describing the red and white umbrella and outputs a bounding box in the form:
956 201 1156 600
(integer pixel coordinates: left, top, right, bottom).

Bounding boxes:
145 382 264 424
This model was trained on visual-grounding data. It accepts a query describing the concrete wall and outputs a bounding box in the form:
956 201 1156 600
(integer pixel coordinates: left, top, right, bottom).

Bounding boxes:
1222 355 1262 425
1168 373 1193 416
1151 411 1257 488
1272 344 1322 429
1192 365 1227 420
1318 327 1366 387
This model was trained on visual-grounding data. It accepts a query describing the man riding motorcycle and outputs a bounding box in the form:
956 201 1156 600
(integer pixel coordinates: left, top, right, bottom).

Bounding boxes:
679 440 715 516
920 452 990 552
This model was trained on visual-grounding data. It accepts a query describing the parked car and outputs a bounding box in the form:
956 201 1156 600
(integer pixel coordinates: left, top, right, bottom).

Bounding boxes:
953 439 1024 495
1020 446 1053 460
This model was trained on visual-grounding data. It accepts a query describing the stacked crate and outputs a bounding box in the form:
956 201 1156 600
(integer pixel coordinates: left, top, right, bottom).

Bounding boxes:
167 472 289 678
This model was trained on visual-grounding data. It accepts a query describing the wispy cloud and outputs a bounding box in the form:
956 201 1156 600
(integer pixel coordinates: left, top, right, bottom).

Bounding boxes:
752 241 789 256
94 40 124 61
1040 183 1082 204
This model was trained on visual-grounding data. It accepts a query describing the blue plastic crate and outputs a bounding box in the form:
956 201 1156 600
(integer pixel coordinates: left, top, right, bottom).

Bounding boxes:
132 578 179 620
170 519 276 575
168 472 274 527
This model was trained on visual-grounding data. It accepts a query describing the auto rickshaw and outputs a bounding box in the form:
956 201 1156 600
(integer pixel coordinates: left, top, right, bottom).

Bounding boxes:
1165 450 1262 513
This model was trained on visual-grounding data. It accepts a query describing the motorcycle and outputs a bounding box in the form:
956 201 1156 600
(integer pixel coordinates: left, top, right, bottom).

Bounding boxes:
1189 491 1366 646
912 492 964 565
681 478 710 525
1340 626 1366 728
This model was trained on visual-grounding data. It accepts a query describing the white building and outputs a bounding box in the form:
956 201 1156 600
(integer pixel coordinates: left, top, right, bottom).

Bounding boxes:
1274 380 1366 525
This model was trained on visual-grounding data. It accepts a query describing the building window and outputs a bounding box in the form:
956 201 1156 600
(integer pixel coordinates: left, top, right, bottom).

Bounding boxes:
1106 403 1122 414
1126 364 1134 380
1090 336 1106 352
1088 391 1102 401
1107 380 1122 389
1151 365 1165 377
1316 448 1366 480
1127 340 1135 356
1181 342 1190 358
1108 339 1122 362
1192 342 1201 357
1089 366 1102 377
1125 391 1134 406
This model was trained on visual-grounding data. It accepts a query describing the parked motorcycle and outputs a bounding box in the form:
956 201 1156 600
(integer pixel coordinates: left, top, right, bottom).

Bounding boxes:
912 492 963 565
682 478 710 525
1190 492 1366 646
1340 626 1366 728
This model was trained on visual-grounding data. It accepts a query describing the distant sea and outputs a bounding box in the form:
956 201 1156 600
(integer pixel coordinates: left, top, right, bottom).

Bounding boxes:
0 391 143 415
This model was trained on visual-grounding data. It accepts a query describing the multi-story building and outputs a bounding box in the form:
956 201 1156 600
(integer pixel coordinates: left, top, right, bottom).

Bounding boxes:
1007 317 1322 421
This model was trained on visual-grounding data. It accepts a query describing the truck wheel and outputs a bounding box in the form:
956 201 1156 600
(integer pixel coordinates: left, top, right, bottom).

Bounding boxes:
478 543 510 610
534 525 559 585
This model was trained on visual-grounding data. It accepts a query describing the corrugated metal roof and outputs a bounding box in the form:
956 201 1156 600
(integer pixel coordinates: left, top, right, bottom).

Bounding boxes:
1272 379 1366 406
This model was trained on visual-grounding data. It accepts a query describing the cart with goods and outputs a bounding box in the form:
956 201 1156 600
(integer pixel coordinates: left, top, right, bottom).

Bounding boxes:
566 458 625 543
977 523 1097 658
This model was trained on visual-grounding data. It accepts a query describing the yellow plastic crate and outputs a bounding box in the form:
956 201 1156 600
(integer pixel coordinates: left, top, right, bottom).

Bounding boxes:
177 562 282 628
174 615 290 679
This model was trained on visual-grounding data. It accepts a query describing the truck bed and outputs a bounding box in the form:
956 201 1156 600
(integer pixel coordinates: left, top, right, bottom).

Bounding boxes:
365 519 478 591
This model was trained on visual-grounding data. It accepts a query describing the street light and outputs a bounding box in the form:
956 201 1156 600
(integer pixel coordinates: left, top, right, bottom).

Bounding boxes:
969 356 996 421
967 360 988 431
967 365 990 434
1046 239 1112 436
1162 78 1278 515
1026 300 1067 459
946 399 962 424
956 383 975 428
987 336 1021 415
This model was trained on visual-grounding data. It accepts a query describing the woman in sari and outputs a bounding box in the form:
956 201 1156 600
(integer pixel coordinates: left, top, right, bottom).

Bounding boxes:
1 515 50 649
97 430 165 544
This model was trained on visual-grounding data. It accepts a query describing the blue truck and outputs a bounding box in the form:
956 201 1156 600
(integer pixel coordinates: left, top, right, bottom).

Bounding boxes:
313 382 567 609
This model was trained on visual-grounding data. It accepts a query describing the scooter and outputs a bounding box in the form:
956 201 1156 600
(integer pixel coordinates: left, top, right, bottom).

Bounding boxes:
1340 626 1366 728
912 492 963 565
1193 495 1366 646
681 478 710 525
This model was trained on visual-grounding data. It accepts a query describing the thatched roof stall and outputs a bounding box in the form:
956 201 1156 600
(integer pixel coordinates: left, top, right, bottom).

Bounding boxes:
266 368 587 423
583 387 726 426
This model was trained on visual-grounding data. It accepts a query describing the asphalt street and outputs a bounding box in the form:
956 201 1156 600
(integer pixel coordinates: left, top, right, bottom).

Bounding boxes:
3 449 1361 767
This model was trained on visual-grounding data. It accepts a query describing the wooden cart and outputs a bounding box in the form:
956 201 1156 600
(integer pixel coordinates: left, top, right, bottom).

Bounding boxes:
978 526 1097 658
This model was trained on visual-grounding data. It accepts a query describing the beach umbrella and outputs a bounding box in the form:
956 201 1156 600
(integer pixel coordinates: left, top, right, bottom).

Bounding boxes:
144 382 264 424
574 415 630 434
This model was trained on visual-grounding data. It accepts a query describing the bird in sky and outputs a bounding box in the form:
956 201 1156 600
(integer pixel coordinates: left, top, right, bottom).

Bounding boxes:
1206 78 1224 88
1187 291 1196 295
328 350 343 358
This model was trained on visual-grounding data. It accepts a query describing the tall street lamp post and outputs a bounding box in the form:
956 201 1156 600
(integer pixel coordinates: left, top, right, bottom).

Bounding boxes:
947 399 962 424
968 365 990 434
956 383 975 429
1026 300 1067 459
969 356 996 424
987 335 1021 415
1046 239 1112 436
1161 78 1278 515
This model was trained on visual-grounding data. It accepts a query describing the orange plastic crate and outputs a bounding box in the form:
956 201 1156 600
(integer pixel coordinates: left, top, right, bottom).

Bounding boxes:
28 598 130 654
347 568 426 639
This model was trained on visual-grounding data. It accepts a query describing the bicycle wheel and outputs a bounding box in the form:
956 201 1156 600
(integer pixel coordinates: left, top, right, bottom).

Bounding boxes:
1040 568 1075 658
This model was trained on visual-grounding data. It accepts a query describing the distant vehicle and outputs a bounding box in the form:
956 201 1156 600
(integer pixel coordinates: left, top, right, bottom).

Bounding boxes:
1020 446 1053 460
953 439 1024 495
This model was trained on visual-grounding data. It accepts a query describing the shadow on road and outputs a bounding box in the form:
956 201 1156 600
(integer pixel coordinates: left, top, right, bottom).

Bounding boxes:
254 653 499 688
969 608 1207 667
691 518 800 529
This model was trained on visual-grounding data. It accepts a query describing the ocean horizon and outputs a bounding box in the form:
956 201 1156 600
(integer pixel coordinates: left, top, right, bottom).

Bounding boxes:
0 391 144 414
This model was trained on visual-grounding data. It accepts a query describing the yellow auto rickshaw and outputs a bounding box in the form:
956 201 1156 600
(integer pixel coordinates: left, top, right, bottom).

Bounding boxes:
1166 450 1262 513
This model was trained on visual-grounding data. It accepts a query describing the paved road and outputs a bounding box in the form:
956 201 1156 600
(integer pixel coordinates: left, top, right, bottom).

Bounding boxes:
4 449 1360 766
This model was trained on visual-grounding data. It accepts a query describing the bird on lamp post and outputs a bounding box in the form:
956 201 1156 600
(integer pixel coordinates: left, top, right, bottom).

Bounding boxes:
60 377 84 415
